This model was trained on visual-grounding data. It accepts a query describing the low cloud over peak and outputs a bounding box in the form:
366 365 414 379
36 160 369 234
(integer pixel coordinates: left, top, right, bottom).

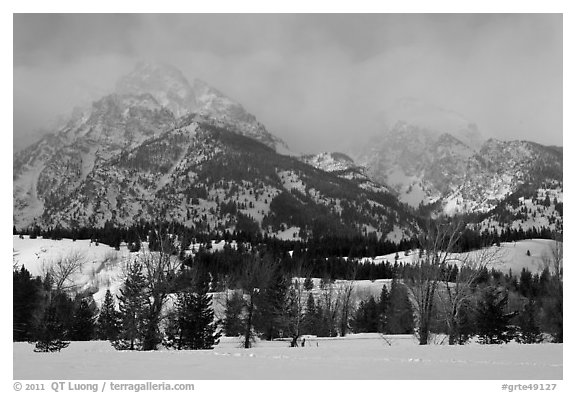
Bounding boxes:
14 14 562 153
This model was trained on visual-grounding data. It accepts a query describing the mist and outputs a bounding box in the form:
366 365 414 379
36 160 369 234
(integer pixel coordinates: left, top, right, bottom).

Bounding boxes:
13 14 563 153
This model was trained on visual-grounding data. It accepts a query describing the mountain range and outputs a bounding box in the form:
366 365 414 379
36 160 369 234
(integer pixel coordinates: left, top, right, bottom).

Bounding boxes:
13 63 563 239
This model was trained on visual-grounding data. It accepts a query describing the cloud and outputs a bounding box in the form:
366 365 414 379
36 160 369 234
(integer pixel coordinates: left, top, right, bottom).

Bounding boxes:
13 14 562 153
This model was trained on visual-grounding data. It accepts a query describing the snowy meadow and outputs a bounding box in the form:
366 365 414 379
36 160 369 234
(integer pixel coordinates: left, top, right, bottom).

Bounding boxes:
13 335 562 380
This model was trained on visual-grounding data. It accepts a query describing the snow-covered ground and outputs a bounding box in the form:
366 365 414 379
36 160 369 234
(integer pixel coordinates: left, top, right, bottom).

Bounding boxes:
12 236 130 278
14 236 559 277
10 237 567 385
12 236 132 306
13 334 562 380
361 238 559 275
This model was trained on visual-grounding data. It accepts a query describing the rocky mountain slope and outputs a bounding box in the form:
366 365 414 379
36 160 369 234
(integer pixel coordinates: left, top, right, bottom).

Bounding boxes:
299 152 396 195
18 120 417 241
13 92 177 227
349 122 563 232
13 63 562 238
13 64 416 241
116 62 287 151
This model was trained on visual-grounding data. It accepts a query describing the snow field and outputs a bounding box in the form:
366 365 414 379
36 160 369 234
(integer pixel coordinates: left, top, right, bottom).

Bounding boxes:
10 238 566 384
359 239 559 275
13 335 562 380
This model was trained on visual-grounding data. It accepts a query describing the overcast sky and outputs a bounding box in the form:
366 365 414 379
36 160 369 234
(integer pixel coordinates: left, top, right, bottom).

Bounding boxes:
13 14 563 153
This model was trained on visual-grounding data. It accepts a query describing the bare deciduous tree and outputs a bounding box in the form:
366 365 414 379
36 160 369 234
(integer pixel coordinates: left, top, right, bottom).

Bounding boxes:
286 278 307 347
439 245 504 344
542 238 563 281
405 219 464 345
318 277 340 337
43 250 87 292
541 237 563 342
284 265 313 347
239 253 275 348
316 275 357 337
135 228 182 350
337 274 356 337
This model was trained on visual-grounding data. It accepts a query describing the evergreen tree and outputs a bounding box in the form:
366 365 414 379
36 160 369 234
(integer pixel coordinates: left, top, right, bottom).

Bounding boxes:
315 298 334 337
302 293 319 335
455 299 476 345
385 279 414 334
378 284 390 333
33 300 70 352
223 291 244 337
51 291 76 338
174 272 221 350
163 310 180 349
476 286 515 344
538 268 551 297
519 268 535 298
254 271 289 341
352 296 379 333
516 299 544 344
96 290 120 341
13 266 43 342
173 291 196 349
70 298 96 341
543 295 563 343
113 261 148 350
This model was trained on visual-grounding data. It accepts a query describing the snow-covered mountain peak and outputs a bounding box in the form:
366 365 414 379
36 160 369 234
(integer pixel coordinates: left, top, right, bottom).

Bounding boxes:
191 78 227 99
114 63 286 151
189 78 254 123
350 117 562 218
380 98 485 150
115 62 196 118
94 92 162 113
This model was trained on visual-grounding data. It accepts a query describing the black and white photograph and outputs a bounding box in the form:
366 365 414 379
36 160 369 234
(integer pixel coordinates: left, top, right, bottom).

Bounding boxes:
10 8 568 389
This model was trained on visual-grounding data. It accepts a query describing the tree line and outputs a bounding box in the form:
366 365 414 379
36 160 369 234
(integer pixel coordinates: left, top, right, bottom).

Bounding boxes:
15 218 559 265
14 226 562 351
